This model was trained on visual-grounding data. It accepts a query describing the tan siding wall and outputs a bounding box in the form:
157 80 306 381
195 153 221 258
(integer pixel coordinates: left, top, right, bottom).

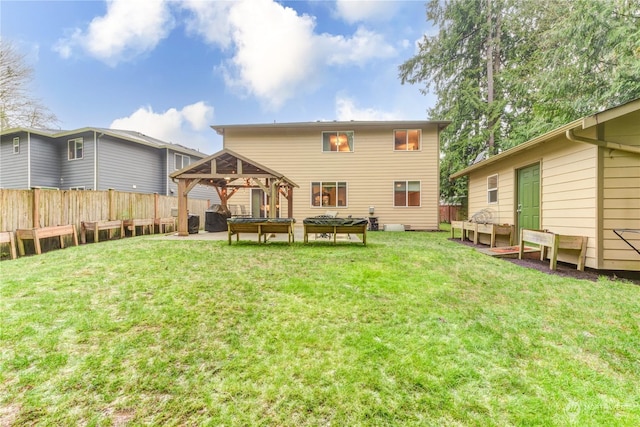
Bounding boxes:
467 136 600 268
601 112 640 271
224 125 441 230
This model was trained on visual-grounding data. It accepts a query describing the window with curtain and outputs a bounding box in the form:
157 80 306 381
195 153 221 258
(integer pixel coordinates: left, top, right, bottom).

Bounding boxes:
322 131 354 152
311 181 348 207
394 129 421 151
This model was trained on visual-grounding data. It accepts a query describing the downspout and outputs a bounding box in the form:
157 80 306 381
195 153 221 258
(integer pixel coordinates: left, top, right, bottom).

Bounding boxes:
166 148 170 195
94 131 98 190
27 132 31 188
566 128 640 155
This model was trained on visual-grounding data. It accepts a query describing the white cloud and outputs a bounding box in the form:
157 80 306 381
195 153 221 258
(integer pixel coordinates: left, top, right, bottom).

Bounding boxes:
183 0 396 109
335 96 399 121
55 0 397 110
110 102 215 152
322 27 396 66
181 0 234 49
334 0 398 23
54 0 174 66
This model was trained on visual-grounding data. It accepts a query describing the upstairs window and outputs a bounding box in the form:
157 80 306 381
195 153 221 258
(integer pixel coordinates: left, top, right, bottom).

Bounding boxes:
394 180 421 206
68 138 83 160
487 174 498 204
322 131 354 152
311 181 347 207
13 137 19 154
394 129 421 151
175 153 190 170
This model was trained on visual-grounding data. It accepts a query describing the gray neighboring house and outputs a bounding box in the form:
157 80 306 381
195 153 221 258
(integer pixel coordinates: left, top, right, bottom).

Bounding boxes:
0 127 218 201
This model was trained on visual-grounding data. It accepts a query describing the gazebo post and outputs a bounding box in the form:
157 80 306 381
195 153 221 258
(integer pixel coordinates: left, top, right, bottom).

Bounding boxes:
177 179 189 236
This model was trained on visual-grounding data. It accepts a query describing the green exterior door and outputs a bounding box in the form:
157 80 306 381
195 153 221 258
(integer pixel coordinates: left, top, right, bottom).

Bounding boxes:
517 163 540 237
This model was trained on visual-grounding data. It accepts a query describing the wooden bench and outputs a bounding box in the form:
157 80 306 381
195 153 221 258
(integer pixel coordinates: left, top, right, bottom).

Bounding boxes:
81 220 124 243
0 231 17 260
155 217 176 234
227 219 295 245
16 225 79 256
303 218 368 245
518 229 588 271
451 221 514 247
123 219 155 237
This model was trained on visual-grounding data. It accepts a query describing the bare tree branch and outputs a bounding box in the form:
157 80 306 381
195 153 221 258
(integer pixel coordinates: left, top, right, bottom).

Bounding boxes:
0 40 59 130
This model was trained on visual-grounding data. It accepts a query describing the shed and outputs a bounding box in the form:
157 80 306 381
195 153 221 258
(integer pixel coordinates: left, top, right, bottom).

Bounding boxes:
450 98 640 272
169 149 298 236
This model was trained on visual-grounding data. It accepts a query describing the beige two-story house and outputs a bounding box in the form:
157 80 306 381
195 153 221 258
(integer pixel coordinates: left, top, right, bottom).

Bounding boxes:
211 120 449 230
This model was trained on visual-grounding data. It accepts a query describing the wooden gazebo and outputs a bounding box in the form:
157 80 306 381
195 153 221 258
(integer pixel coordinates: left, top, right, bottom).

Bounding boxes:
169 149 298 236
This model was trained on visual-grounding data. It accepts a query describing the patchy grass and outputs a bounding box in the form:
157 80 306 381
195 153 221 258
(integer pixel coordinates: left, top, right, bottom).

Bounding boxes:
1 231 639 425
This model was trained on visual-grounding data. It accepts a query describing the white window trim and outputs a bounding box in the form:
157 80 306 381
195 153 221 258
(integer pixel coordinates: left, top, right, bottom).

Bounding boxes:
69 186 86 190
487 174 498 204
321 131 355 153
68 138 84 160
393 129 422 151
174 153 190 170
393 180 422 207
310 181 348 208
13 137 20 154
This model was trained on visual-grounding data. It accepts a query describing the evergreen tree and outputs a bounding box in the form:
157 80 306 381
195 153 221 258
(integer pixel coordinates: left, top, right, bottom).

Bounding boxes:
400 0 640 203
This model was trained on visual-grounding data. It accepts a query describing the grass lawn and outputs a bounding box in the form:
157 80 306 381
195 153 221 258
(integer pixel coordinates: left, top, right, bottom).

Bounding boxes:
1 231 639 426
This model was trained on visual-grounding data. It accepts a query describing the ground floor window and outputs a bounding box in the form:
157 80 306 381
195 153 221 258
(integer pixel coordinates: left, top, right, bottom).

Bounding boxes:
487 174 498 204
311 181 347 207
394 181 420 206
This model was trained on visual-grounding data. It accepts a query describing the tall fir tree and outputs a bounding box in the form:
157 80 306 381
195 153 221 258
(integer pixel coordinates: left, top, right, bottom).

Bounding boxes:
400 0 640 203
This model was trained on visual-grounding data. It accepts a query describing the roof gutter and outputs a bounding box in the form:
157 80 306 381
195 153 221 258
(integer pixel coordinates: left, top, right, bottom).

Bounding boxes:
565 128 640 155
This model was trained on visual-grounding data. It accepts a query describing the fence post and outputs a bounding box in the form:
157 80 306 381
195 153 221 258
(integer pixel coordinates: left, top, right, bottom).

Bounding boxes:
32 187 40 228
154 193 159 220
108 189 115 220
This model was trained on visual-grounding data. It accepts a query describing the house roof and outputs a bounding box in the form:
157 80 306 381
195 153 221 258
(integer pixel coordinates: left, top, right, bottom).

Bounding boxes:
169 148 298 189
450 98 640 180
211 120 451 135
1 126 207 158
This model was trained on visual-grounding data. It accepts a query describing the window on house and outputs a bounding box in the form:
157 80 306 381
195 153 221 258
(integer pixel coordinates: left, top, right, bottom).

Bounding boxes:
13 137 19 154
322 131 354 152
311 181 347 207
394 181 421 206
394 129 421 151
69 186 86 190
68 138 83 160
487 174 498 204
175 153 190 170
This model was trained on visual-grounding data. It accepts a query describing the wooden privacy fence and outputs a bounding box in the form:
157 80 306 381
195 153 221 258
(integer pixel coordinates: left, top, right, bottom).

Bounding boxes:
0 188 210 233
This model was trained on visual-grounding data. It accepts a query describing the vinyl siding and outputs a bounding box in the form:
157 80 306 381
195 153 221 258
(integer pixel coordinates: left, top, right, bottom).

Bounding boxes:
0 132 29 188
601 111 640 271
223 124 440 230
31 135 62 188
59 131 95 189
97 134 164 193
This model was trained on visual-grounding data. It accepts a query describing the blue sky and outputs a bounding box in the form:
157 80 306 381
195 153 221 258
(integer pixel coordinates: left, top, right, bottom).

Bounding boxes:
2 0 436 153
